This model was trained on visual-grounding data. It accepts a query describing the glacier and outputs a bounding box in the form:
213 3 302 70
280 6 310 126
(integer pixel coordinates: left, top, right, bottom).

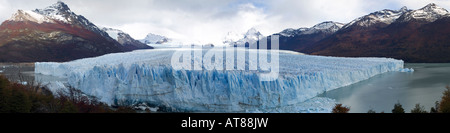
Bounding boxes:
35 48 404 112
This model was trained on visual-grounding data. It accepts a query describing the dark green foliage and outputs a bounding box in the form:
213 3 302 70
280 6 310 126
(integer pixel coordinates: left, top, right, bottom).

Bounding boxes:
59 100 78 113
410 103 427 113
1 82 33 113
392 102 405 113
332 104 350 113
0 77 11 112
9 86 32 113
439 86 450 113
0 76 9 89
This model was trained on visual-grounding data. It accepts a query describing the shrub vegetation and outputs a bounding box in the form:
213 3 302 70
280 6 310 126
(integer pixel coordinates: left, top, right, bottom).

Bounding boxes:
0 75 135 113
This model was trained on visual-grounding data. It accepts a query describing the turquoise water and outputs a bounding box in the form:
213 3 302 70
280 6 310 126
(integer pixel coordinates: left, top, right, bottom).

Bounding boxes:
319 63 450 113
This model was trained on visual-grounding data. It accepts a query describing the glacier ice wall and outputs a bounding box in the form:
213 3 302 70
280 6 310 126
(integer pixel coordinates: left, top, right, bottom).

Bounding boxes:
35 48 404 112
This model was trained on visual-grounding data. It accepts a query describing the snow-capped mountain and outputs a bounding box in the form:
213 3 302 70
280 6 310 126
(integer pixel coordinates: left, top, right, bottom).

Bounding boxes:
305 21 345 34
397 3 450 22
102 27 152 50
32 1 112 40
8 10 56 24
271 3 450 62
279 28 305 37
223 31 241 44
279 21 344 37
224 28 265 47
0 2 147 62
243 28 264 41
274 21 344 51
140 33 170 44
102 27 122 41
342 3 449 28
303 3 450 63
343 7 410 28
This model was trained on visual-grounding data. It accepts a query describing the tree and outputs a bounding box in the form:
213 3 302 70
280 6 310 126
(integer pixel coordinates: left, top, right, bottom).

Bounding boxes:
0 75 136 113
59 100 78 113
0 75 9 89
392 101 405 113
410 103 427 113
332 104 350 113
0 80 12 113
430 101 440 113
367 109 376 113
8 84 32 113
0 75 11 113
439 86 450 113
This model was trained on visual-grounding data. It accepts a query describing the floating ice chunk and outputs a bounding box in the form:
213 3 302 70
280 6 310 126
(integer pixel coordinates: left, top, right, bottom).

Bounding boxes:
399 68 414 72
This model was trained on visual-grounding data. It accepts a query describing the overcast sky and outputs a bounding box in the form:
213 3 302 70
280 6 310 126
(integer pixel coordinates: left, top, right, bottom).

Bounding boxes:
1 0 450 44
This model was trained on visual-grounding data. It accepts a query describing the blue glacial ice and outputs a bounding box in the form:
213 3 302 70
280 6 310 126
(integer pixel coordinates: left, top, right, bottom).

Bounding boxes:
399 68 414 72
35 48 405 112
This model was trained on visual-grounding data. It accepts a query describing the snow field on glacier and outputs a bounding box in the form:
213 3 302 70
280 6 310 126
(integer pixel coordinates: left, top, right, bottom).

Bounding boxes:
35 48 405 112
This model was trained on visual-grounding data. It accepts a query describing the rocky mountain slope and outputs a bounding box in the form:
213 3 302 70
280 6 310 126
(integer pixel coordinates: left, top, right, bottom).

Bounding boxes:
274 21 345 51
102 27 152 50
0 2 150 62
304 3 450 62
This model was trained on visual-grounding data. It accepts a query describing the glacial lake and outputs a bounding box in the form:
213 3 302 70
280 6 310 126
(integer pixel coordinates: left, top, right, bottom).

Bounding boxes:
1 63 449 113
319 63 450 113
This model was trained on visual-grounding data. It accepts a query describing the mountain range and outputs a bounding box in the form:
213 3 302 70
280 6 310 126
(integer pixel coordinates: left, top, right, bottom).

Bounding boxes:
271 3 450 63
273 21 345 52
1 2 449 63
0 2 151 62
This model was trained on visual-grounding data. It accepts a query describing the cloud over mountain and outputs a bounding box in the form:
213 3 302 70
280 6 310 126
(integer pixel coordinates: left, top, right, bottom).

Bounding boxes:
1 0 450 45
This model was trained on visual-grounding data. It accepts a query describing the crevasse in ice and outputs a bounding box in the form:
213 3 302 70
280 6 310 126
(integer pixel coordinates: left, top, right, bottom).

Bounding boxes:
35 48 404 112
